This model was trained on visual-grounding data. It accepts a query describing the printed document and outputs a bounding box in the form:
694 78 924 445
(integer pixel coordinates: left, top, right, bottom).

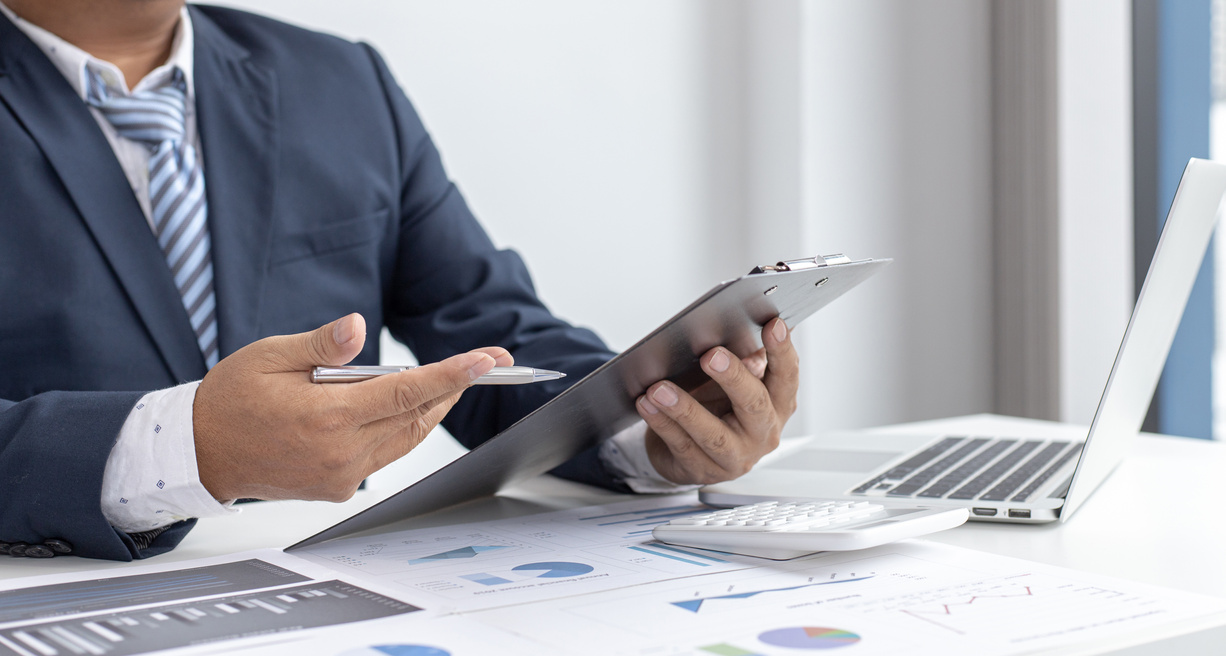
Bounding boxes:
0 494 1222 656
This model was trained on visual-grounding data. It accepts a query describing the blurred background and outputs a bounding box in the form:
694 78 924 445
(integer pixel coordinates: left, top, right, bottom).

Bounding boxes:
213 1 1222 457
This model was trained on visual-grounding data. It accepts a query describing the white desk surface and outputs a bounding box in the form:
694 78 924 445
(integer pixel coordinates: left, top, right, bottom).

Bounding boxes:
2 414 1224 652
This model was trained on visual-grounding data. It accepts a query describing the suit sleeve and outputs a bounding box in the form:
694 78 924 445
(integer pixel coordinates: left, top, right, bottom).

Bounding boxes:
0 392 196 561
360 45 630 492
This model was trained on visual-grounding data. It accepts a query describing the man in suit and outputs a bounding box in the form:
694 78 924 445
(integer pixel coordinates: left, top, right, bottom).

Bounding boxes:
0 0 799 561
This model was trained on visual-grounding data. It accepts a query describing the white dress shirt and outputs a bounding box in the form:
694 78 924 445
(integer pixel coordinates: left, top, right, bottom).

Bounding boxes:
0 1 686 535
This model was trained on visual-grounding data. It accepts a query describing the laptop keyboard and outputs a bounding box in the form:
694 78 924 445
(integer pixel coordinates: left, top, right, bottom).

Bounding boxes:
886 438 991 497
849 436 1081 503
946 440 1041 499
1006 444 1081 502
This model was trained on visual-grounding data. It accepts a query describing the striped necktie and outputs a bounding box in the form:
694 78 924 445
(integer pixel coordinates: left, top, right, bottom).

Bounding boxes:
87 68 219 369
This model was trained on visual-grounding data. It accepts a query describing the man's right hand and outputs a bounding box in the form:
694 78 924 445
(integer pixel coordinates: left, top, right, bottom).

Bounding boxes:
192 313 508 503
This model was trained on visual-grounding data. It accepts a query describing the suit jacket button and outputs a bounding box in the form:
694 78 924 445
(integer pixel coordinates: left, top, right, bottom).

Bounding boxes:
25 545 55 558
8 543 28 557
43 539 73 554
0 542 10 556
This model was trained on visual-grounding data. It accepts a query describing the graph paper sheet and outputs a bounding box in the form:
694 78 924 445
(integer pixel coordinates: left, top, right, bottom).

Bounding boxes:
474 537 1226 655
296 493 1226 655
2 495 1224 656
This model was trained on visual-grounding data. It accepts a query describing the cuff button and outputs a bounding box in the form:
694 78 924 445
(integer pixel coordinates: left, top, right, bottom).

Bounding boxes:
8 543 28 557
43 539 73 555
25 545 55 558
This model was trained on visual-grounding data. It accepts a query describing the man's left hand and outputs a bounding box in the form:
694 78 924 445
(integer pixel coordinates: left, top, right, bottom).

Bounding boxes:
636 317 798 485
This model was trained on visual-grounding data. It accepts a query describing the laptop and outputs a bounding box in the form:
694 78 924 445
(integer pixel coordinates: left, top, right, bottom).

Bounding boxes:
702 158 1226 524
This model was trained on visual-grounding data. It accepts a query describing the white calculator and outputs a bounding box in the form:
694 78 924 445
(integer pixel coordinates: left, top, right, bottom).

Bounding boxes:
652 500 969 560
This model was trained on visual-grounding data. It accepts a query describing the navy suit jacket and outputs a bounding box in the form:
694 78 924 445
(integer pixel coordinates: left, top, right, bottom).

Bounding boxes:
0 5 620 561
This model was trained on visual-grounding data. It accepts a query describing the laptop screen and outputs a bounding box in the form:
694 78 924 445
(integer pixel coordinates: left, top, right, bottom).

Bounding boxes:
1062 158 1226 520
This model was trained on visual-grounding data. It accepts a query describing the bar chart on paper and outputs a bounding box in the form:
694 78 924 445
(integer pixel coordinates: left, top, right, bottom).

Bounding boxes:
0 581 417 656
0 560 308 625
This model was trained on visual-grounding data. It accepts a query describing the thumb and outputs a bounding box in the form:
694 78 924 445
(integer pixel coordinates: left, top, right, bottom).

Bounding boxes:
272 313 367 370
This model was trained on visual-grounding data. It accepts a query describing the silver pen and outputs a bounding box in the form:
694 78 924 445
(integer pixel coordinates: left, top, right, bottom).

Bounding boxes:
311 364 566 385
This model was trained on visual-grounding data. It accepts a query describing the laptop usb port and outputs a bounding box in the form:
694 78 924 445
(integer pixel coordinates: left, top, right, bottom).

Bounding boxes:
1008 509 1031 519
971 507 997 517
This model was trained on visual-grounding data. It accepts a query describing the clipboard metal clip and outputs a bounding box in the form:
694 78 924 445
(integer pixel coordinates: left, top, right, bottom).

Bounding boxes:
750 253 852 274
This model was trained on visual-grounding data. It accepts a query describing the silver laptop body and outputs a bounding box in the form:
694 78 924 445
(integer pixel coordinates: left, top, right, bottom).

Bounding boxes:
702 158 1226 524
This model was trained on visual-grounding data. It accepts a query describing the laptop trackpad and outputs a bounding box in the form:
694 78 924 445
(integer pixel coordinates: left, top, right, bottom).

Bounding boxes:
766 449 899 473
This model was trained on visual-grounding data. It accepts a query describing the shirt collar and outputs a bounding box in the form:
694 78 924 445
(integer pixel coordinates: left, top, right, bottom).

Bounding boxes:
0 2 195 102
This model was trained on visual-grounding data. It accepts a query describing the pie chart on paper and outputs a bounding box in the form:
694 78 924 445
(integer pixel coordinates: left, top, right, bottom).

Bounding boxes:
510 561 594 578
757 626 861 650
338 646 450 656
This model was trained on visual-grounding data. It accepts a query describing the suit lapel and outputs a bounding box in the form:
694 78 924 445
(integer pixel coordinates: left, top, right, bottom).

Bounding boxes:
0 12 206 383
190 7 278 358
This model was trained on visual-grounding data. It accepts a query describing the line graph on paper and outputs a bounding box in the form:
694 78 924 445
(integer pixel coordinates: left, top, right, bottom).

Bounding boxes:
899 582 1036 634
669 572 877 613
574 504 713 540
838 573 1166 637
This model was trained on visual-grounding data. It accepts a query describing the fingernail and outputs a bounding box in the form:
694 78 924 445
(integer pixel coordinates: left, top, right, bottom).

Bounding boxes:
333 314 358 345
772 319 787 343
652 384 678 408
709 349 730 373
467 356 495 381
638 396 659 415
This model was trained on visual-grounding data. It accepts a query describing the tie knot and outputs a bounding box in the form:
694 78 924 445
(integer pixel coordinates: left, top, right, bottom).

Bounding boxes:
87 68 188 147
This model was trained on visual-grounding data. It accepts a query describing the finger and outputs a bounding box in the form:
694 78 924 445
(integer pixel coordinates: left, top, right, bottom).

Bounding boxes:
344 351 495 424
688 377 727 405
635 396 723 482
742 348 767 379
260 313 367 372
701 346 777 439
762 318 800 420
691 391 733 417
690 348 766 405
363 390 464 474
357 383 465 440
473 346 514 367
640 381 748 472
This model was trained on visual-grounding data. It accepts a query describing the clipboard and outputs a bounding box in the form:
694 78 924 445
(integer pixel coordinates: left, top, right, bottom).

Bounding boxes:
287 254 890 550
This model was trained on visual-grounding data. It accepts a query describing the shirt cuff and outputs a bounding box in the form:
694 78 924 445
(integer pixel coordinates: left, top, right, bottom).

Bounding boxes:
101 381 238 533
598 422 700 494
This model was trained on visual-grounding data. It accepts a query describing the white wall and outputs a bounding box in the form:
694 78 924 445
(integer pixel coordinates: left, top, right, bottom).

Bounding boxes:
1056 1 1135 425
797 1 996 432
